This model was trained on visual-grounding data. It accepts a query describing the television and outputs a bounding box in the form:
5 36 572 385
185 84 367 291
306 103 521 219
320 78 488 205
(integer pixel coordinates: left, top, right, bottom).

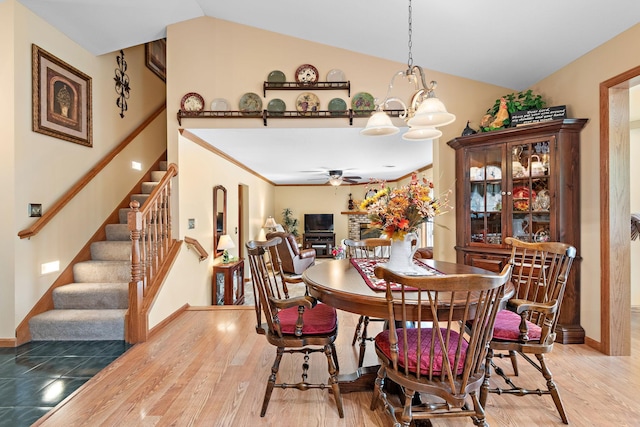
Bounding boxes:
304 214 334 233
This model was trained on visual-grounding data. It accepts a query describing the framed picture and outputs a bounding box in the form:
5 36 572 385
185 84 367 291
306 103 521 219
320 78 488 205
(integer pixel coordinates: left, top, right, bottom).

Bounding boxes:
145 39 166 82
32 44 92 147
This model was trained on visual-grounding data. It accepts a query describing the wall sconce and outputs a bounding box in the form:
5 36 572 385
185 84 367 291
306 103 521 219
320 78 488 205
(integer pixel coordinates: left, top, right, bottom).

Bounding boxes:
217 234 235 263
264 217 277 233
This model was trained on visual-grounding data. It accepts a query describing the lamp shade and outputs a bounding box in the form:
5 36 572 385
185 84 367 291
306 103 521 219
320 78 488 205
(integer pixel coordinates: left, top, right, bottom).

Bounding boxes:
360 111 399 136
263 217 277 229
402 126 443 141
217 234 235 251
407 97 456 127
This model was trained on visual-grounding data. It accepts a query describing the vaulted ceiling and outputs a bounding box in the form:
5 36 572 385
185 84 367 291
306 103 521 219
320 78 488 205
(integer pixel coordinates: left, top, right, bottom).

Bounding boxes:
17 0 640 184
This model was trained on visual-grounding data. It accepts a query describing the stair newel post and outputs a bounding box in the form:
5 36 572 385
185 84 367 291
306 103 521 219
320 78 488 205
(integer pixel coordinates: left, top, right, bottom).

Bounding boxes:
127 200 145 343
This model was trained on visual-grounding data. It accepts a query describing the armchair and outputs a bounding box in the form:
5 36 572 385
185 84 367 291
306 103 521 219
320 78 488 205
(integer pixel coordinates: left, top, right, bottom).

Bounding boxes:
480 237 576 424
266 231 315 275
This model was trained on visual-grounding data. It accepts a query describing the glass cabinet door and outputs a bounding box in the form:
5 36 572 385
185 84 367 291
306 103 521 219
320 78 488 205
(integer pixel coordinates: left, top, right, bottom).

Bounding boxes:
468 146 503 245
509 138 553 242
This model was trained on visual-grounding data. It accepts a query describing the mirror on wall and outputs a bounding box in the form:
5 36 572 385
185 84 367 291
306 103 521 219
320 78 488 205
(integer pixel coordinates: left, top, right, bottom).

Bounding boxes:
213 185 227 257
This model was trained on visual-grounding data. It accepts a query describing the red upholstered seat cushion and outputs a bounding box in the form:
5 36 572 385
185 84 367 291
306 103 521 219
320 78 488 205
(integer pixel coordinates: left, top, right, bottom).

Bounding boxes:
375 328 468 375
492 309 542 341
278 303 337 335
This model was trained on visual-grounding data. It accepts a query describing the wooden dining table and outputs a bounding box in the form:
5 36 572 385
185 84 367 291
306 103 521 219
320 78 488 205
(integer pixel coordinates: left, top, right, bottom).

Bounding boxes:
302 258 505 393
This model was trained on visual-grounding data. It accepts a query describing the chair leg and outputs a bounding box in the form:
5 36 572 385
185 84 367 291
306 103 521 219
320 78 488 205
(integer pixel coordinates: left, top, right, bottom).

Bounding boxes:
400 387 414 427
370 365 385 411
536 353 569 424
508 350 519 376
357 316 371 367
352 315 365 345
480 347 493 408
324 344 344 418
330 342 340 373
261 347 284 417
470 390 488 427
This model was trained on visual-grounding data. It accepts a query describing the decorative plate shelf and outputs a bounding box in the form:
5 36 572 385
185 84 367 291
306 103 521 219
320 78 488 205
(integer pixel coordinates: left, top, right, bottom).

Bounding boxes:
177 108 405 126
263 81 351 97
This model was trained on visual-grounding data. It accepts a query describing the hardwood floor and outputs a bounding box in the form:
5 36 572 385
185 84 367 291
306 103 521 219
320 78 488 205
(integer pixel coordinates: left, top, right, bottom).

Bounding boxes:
33 307 640 426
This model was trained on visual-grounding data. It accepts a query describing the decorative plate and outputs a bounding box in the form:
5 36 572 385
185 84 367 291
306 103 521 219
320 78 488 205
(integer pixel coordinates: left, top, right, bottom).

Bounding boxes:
296 92 320 114
210 98 230 111
326 68 346 82
267 70 286 83
239 92 262 113
267 98 286 116
328 97 347 115
351 92 375 112
295 64 319 84
180 92 205 111
512 186 534 200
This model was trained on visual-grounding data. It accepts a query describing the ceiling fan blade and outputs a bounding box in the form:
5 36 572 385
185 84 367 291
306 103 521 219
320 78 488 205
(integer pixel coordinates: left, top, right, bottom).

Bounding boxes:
344 175 362 180
343 178 359 184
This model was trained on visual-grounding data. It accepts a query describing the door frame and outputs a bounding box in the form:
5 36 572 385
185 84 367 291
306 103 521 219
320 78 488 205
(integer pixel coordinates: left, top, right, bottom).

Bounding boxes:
600 65 640 355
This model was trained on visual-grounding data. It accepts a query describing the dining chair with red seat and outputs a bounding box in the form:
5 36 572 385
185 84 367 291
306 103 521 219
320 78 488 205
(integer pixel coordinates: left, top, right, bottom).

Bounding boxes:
370 264 512 427
345 237 392 367
245 237 344 418
480 236 576 425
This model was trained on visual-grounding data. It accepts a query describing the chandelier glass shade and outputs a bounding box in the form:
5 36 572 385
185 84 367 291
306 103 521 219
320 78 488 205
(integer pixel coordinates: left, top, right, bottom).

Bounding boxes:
360 0 455 140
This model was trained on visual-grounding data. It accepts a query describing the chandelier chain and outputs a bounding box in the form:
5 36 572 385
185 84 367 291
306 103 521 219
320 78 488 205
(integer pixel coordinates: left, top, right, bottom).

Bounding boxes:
407 0 413 69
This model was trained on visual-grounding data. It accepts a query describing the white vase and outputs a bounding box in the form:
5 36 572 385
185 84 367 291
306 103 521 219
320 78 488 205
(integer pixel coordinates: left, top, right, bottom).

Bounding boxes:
386 232 419 273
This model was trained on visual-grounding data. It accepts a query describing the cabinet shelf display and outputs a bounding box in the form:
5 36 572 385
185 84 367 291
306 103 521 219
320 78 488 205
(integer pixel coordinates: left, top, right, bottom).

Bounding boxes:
447 118 587 344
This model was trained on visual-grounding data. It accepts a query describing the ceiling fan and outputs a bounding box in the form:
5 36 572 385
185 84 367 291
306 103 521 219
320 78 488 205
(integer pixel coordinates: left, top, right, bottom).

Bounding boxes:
305 169 362 186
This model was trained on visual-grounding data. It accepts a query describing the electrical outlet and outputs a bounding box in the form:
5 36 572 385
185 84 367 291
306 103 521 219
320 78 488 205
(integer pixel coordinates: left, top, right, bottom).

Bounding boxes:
188 218 196 229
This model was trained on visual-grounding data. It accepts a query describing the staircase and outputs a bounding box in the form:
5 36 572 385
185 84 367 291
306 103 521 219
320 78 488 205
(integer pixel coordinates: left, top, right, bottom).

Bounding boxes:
28 162 168 341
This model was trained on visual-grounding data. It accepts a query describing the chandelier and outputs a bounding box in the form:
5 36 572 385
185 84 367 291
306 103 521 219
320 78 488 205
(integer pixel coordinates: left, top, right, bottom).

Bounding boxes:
360 0 455 140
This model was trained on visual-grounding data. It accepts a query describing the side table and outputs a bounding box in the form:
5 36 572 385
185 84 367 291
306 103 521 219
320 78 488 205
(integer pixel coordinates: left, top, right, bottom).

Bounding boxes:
212 258 245 305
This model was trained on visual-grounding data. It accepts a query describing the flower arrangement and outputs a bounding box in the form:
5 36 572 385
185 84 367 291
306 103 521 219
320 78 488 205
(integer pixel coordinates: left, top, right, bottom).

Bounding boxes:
332 245 345 260
360 172 449 240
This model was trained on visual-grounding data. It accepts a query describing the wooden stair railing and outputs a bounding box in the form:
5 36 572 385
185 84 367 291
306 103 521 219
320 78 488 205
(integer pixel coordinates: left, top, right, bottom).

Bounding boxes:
126 163 178 344
18 103 166 239
184 236 209 261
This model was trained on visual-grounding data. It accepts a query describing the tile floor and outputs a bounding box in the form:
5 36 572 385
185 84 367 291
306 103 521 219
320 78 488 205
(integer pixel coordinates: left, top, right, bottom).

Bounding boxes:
0 340 131 427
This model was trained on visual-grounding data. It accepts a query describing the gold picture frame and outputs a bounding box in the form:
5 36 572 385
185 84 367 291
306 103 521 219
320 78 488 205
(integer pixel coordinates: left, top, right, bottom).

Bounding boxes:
145 39 166 82
32 44 92 147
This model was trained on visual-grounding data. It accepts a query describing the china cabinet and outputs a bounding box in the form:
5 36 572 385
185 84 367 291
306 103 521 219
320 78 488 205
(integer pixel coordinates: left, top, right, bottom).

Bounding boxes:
447 118 587 344
212 259 244 305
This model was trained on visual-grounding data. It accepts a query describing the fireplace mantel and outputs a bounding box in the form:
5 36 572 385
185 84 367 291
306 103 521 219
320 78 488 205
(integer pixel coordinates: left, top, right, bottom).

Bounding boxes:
341 211 367 215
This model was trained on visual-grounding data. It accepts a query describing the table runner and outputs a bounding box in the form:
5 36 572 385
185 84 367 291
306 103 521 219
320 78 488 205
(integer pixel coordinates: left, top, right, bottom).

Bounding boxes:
350 258 443 291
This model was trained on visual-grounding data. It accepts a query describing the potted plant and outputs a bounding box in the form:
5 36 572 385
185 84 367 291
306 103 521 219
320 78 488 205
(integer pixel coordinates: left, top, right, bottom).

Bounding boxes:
480 90 546 132
281 208 299 237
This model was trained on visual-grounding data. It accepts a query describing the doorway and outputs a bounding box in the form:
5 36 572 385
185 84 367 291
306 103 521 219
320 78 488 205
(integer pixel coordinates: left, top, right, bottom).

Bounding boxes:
600 65 640 355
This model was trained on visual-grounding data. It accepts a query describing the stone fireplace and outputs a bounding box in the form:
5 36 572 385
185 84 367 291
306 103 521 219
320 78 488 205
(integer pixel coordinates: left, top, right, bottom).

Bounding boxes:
344 212 381 240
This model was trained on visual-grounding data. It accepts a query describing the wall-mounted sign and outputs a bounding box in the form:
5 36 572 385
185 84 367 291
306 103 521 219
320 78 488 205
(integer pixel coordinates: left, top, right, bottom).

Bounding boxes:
511 105 567 127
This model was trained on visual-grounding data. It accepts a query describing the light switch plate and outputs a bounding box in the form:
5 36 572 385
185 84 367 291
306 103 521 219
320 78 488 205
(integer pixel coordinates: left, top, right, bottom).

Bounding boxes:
188 218 196 229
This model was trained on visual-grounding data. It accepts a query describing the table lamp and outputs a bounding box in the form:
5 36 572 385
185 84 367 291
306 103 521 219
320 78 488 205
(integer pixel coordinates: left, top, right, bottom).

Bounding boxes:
217 234 235 263
264 216 277 233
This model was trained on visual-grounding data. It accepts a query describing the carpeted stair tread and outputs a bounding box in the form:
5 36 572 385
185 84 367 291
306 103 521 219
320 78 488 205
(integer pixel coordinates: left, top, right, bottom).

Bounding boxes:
151 171 166 181
73 260 131 283
53 282 128 309
90 241 131 261
29 309 126 341
130 194 150 205
105 223 129 241
141 182 159 194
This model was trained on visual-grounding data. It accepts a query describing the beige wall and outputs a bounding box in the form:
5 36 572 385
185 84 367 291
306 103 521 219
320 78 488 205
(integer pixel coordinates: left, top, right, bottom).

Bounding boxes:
165 15 510 252
1 0 167 339
0 1 17 338
532 23 640 340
